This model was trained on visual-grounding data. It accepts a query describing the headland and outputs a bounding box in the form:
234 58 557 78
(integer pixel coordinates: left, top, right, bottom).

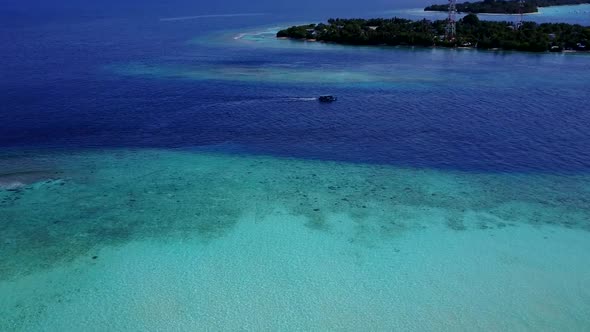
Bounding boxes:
276 15 590 52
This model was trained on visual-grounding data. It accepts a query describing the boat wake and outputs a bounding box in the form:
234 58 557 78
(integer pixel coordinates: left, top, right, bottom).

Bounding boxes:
160 13 267 22
284 97 318 102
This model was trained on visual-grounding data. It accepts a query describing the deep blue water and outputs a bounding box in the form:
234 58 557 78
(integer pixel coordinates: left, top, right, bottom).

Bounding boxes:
1 1 590 173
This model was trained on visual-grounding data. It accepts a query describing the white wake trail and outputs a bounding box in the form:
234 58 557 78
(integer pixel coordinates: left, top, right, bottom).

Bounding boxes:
160 13 267 22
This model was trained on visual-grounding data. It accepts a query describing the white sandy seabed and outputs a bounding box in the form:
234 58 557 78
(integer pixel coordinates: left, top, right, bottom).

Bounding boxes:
1 149 589 331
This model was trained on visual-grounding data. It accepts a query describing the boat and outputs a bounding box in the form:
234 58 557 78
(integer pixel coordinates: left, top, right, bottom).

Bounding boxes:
319 95 337 102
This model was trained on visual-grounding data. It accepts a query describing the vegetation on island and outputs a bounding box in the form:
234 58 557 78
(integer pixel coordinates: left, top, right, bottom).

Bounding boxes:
425 0 590 15
276 14 590 52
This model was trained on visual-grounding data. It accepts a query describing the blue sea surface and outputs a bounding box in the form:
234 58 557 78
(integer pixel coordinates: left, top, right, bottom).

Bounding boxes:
1 1 590 330
2 3 590 172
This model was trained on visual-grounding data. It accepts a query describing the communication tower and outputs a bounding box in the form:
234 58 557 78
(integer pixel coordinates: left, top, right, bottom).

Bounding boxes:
516 0 525 28
446 0 457 40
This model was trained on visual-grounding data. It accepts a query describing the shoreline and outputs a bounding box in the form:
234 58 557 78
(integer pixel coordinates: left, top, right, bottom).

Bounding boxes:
424 9 541 16
277 36 590 55
385 4 590 24
423 2 590 16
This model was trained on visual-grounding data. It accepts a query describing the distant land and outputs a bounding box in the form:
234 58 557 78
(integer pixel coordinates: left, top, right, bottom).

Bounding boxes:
425 0 590 15
276 15 590 52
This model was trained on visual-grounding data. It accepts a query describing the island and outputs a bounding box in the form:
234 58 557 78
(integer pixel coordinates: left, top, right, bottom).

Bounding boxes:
425 0 590 15
276 15 590 52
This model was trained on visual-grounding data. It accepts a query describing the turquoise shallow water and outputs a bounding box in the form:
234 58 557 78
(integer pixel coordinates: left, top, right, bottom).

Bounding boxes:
113 24 590 90
1 149 590 330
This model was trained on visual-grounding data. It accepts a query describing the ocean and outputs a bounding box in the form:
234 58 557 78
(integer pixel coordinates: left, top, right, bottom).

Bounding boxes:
1 1 590 330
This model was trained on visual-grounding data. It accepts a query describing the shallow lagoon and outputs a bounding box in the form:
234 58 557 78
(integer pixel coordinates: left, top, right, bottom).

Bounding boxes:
1 149 590 330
